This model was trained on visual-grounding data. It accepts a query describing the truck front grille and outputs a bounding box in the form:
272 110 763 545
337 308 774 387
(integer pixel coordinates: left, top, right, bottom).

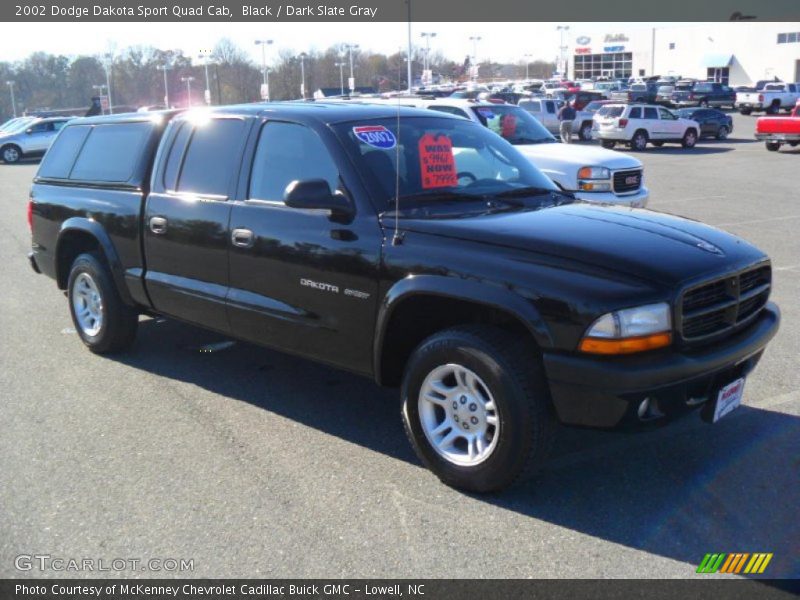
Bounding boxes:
612 169 642 194
680 264 771 342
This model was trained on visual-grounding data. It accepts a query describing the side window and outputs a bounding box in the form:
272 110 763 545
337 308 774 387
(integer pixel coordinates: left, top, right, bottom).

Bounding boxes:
162 122 193 191
428 106 469 119
524 101 541 112
37 125 91 179
644 107 659 119
29 122 50 133
629 107 642 119
249 122 339 202
70 122 154 183
176 118 246 197
546 102 555 114
658 108 676 120
53 120 68 132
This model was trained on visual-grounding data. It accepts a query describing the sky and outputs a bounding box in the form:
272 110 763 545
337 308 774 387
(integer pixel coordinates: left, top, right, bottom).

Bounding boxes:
0 21 686 66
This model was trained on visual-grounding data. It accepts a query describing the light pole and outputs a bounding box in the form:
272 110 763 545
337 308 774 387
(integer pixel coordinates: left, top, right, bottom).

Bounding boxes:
103 53 114 114
523 53 534 80
556 25 570 77
345 43 359 92
299 52 307 99
181 76 195 107
6 81 16 118
420 32 436 75
469 36 482 80
157 64 172 108
335 61 346 95
198 50 213 105
254 39 273 99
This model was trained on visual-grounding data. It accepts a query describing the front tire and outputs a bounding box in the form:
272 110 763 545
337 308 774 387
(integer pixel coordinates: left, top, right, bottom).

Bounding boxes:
739 107 752 116
401 325 556 493
681 128 698 148
716 126 729 140
1 144 22 164
68 252 138 353
578 122 593 141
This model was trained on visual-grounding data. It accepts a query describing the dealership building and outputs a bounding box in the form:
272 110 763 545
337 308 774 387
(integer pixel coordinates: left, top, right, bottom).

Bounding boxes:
567 23 800 85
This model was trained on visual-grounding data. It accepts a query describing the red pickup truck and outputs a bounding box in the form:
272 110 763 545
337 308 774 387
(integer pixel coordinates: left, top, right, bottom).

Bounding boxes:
755 102 800 151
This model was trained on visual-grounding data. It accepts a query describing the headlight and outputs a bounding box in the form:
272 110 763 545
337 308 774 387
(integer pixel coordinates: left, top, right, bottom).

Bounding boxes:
577 166 610 179
579 302 672 354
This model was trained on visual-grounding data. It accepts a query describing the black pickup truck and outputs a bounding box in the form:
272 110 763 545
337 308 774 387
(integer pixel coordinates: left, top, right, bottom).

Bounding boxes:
28 104 779 492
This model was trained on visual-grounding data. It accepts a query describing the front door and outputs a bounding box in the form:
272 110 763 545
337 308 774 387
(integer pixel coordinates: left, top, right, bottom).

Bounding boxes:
143 115 251 332
226 119 382 373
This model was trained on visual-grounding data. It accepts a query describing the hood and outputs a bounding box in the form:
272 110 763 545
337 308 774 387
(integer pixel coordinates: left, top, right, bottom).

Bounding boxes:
515 143 642 171
401 204 765 287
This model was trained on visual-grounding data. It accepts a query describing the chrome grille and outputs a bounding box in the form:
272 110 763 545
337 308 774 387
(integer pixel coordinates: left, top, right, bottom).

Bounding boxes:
612 169 642 194
680 264 771 342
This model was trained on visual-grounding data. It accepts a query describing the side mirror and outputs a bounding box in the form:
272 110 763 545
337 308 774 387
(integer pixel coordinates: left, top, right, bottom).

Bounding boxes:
283 179 351 215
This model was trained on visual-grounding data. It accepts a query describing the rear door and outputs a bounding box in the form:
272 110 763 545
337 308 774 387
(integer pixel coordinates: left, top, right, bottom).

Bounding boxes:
643 106 663 139
143 115 251 332
225 119 382 373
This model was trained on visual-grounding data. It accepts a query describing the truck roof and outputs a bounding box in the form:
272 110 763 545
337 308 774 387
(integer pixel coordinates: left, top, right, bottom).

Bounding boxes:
74 102 451 128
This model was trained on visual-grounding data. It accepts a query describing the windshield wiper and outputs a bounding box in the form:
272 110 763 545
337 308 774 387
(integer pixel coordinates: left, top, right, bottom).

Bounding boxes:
397 190 482 203
508 137 557 144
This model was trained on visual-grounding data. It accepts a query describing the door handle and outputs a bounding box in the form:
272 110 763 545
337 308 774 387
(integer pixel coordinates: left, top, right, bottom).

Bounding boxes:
231 228 254 248
149 216 168 234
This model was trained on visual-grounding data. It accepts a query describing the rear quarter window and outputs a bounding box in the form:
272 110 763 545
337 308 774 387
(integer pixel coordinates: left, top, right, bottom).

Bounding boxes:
37 125 91 179
597 106 624 117
70 122 155 183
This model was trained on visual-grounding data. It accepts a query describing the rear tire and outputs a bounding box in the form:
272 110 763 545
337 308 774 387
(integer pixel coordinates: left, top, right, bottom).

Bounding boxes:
67 252 138 354
739 108 752 116
765 141 781 152
401 325 556 493
766 101 780 115
1 144 22 164
630 130 648 151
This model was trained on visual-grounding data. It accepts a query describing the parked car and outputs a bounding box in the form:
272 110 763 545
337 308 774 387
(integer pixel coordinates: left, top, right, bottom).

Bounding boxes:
0 117 72 163
573 100 615 141
755 101 800 151
675 108 733 139
403 98 649 206
517 97 565 134
655 85 675 106
592 81 622 99
593 103 700 150
29 104 779 492
610 82 659 104
671 81 736 109
736 82 800 115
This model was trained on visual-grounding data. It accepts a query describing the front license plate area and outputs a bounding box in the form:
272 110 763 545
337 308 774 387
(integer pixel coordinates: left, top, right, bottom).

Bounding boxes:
712 377 745 423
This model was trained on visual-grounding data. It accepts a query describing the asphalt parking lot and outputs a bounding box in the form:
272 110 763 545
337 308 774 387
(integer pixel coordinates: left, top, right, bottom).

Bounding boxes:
0 112 798 579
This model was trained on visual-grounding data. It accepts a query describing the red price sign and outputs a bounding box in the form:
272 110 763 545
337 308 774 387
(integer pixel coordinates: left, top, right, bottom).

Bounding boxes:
419 133 457 189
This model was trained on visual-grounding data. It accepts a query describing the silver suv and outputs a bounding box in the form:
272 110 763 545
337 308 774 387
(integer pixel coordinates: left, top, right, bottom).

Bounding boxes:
0 117 72 163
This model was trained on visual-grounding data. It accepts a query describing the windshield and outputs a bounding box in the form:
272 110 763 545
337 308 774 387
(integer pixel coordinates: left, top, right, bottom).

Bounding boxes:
332 116 561 213
468 105 555 145
1 117 36 133
675 109 698 119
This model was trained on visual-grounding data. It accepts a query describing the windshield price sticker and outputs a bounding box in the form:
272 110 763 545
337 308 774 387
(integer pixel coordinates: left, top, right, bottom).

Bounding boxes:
353 125 397 149
419 133 458 189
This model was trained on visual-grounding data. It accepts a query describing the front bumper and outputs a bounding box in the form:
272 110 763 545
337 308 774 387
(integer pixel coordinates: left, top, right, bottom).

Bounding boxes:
573 185 649 208
542 303 780 429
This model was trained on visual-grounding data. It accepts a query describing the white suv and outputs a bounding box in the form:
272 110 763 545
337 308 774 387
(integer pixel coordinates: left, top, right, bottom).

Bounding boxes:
593 104 700 151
